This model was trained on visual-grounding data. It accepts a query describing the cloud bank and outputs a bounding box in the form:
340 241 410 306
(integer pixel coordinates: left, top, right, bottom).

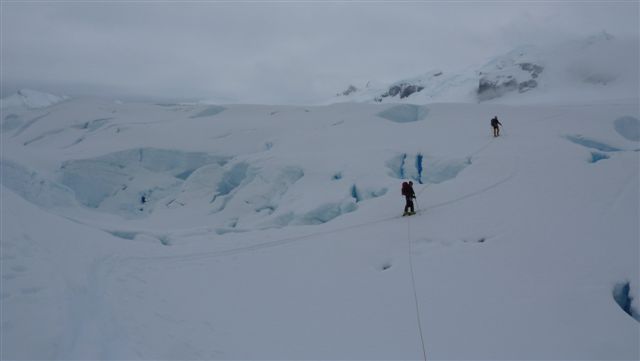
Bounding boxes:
1 2 638 104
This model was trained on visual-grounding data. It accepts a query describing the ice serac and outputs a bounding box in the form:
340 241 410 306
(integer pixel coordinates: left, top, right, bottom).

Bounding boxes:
0 159 77 208
386 153 469 184
58 148 228 217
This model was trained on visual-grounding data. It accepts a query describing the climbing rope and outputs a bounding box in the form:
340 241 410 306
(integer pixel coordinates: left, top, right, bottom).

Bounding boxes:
406 215 428 361
403 136 499 360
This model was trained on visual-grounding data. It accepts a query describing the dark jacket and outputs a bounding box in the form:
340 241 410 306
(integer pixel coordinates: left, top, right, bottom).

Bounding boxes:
402 182 416 198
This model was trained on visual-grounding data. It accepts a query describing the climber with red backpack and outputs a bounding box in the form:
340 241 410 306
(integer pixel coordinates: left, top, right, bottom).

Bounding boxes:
401 181 416 216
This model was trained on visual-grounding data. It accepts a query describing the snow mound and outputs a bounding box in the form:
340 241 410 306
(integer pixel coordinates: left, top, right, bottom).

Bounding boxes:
614 116 640 142
1 89 68 109
295 199 358 225
421 156 470 184
166 164 226 208
241 166 304 214
259 196 360 228
190 105 226 119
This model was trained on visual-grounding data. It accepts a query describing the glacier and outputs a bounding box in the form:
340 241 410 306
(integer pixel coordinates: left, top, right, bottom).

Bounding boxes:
1 33 639 359
1 89 638 359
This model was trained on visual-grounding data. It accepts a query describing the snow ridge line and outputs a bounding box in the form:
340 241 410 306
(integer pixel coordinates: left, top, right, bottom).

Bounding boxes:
407 214 428 361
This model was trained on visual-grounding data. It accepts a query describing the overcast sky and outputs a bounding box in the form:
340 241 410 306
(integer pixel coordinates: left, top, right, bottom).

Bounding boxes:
1 1 638 104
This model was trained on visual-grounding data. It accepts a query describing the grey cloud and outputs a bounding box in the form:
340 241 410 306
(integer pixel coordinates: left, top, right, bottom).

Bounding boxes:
1 2 638 104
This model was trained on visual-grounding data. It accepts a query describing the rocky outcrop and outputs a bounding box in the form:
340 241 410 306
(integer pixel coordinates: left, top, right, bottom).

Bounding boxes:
374 83 425 102
336 85 359 97
477 61 544 101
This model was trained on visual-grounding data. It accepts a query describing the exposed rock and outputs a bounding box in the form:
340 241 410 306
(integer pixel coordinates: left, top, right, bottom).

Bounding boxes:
584 74 616 85
375 83 425 102
477 59 544 101
519 63 544 78
401 85 424 98
518 79 538 93
337 85 358 97
477 77 518 101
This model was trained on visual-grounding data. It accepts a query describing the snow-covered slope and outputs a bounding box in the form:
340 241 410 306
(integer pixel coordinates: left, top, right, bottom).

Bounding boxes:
1 92 639 358
1 89 69 110
335 33 639 105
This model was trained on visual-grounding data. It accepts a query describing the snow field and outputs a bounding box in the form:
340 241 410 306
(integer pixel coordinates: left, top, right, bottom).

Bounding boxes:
1 95 639 359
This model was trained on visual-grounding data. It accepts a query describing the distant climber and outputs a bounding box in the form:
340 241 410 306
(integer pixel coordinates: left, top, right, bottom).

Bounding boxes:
401 181 416 216
491 116 503 137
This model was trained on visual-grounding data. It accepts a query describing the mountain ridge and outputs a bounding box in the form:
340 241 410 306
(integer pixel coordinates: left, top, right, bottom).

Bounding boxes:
334 32 638 105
